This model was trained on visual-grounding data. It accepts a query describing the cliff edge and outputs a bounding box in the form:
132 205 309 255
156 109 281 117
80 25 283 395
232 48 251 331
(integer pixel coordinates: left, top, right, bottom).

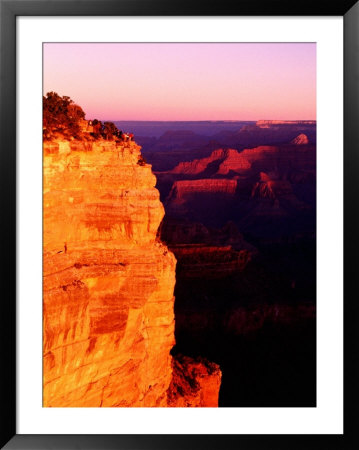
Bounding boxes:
43 138 221 407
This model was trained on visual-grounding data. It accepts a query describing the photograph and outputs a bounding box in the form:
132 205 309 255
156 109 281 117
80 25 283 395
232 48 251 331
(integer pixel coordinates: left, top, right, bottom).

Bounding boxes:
2 0 358 447
42 42 317 408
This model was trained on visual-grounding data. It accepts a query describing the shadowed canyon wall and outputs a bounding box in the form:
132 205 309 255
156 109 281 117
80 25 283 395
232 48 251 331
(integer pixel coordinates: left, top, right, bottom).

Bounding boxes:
43 139 221 407
151 130 316 407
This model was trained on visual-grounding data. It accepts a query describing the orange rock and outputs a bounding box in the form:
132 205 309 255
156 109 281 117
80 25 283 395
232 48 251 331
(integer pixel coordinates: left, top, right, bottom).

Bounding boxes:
43 139 176 407
167 355 222 407
43 138 221 407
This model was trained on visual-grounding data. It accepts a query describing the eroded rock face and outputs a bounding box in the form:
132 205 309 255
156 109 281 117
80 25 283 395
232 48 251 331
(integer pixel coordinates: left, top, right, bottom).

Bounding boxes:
167 178 238 198
167 355 222 407
170 149 228 175
165 179 237 218
160 219 254 279
43 139 221 407
167 145 315 178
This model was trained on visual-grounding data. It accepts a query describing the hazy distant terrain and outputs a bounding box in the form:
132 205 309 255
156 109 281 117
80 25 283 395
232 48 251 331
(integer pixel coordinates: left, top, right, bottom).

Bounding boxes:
113 120 316 172
113 120 254 138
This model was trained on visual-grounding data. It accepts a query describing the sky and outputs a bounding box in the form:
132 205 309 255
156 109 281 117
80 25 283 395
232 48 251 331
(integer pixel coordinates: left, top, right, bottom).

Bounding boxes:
43 43 316 121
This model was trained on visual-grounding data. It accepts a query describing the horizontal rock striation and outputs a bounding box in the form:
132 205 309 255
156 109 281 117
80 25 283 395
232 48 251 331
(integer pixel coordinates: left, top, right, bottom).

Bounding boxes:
166 178 238 199
164 179 238 221
43 139 221 407
169 244 251 279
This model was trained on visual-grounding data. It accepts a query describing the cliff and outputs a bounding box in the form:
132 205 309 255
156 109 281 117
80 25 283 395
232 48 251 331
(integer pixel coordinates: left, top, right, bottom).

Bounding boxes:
164 179 238 220
169 244 251 279
170 149 228 175
167 179 238 198
43 138 221 407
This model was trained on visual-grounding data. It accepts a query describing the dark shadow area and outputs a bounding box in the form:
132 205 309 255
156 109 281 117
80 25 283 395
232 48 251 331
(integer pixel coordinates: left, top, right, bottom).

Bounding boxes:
169 240 316 407
172 319 316 407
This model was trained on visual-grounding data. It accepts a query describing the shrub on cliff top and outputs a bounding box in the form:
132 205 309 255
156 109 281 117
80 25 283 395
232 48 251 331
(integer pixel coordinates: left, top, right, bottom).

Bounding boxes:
103 121 119 140
43 92 85 140
137 155 147 166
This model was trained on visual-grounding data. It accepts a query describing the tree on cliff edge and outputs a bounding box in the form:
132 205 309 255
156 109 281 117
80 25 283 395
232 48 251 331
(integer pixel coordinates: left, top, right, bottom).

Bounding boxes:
43 92 85 139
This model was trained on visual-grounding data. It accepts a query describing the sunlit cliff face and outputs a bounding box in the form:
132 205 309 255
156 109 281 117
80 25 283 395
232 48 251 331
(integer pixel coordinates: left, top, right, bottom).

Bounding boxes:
43 138 221 407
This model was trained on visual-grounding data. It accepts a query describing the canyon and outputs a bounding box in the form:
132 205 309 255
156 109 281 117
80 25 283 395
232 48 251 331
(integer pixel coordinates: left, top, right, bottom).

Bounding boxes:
136 120 316 171
43 138 221 407
141 123 316 407
43 115 316 408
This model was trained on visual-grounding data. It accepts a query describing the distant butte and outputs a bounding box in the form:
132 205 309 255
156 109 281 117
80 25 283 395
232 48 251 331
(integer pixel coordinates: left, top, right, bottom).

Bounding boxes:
290 133 309 145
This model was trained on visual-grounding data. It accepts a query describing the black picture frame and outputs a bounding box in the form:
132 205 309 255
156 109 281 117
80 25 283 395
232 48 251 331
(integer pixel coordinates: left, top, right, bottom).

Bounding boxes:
1 0 358 448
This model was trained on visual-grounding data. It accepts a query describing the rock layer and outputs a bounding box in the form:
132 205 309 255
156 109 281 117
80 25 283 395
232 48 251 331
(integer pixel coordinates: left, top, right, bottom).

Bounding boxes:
167 178 238 197
43 139 221 407
169 244 251 279
165 179 237 218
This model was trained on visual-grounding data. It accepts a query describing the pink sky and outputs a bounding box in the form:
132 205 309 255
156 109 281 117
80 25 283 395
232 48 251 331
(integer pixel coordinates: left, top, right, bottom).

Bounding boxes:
43 43 316 121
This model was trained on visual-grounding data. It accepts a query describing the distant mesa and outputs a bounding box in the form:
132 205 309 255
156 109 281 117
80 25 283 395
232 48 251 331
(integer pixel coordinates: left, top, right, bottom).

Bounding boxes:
170 149 230 175
290 133 309 145
256 120 316 128
167 178 238 202
168 146 278 177
217 148 252 174
169 148 251 176
164 178 238 221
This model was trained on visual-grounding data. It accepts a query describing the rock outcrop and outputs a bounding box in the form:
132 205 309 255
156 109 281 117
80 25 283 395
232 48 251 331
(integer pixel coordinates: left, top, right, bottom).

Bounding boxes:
169 148 249 175
155 143 316 240
164 179 238 220
159 219 254 278
167 145 315 178
290 133 309 145
167 179 238 198
251 172 294 200
43 138 221 407
167 355 222 407
170 149 228 175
